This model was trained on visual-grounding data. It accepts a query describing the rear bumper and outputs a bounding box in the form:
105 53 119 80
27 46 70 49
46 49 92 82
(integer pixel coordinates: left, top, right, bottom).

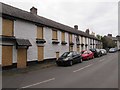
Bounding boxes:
56 60 70 66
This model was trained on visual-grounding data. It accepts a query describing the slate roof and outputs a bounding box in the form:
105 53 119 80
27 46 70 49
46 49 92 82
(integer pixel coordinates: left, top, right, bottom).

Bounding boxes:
1 3 100 41
16 39 32 46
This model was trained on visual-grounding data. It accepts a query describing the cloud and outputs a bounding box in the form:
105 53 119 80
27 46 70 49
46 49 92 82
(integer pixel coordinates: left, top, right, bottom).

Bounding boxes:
0 0 118 36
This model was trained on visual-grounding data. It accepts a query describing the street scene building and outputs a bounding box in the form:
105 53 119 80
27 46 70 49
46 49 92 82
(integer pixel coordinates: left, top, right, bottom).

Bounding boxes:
107 34 120 50
0 3 102 68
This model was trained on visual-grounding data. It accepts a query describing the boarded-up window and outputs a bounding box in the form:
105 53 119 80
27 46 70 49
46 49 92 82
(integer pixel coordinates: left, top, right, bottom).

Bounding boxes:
37 26 43 39
52 30 57 40
81 37 83 43
61 31 65 41
38 46 44 61
69 34 72 43
2 19 14 36
2 46 13 66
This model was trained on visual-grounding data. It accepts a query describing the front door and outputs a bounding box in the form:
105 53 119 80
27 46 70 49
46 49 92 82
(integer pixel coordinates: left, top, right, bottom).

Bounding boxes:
56 52 59 59
38 46 44 61
17 48 27 68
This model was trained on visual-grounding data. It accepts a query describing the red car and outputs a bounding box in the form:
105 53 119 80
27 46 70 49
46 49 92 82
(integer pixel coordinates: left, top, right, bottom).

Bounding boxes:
81 50 94 60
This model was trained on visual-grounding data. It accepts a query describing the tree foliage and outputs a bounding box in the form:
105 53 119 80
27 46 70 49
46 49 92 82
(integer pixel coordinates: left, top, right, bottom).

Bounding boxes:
101 36 116 49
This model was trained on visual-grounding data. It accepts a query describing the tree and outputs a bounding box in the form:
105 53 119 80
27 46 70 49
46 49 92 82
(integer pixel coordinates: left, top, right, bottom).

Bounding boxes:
101 36 116 49
96 34 102 40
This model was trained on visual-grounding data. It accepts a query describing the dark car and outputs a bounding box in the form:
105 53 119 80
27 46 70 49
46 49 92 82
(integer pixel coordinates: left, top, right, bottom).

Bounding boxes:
56 51 82 66
109 48 117 53
89 48 102 57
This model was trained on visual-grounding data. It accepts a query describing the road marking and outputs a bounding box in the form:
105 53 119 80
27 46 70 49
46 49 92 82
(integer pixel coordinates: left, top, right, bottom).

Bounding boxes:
21 78 55 88
99 59 105 62
73 64 93 73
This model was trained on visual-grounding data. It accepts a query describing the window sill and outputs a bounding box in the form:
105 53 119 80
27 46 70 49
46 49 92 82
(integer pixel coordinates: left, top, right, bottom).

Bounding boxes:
61 41 67 45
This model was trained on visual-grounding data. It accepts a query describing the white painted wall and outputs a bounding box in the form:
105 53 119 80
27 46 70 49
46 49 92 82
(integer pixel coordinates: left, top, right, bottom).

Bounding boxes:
44 27 69 59
14 20 37 62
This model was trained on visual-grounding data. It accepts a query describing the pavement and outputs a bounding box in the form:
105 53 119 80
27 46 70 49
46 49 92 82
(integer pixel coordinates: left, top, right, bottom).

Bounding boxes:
2 52 119 89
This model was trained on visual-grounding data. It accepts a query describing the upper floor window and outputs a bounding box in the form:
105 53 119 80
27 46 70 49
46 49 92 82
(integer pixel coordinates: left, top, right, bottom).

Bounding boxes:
69 33 72 43
61 31 65 42
81 36 83 43
37 26 43 39
52 30 57 40
2 18 14 36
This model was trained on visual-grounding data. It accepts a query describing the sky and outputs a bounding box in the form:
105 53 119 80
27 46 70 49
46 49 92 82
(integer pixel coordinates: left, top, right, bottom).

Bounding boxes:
0 0 119 37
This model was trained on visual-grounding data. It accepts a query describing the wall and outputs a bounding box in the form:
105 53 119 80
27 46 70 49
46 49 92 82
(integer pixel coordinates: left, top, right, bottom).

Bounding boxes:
44 27 69 59
14 20 37 62
0 17 2 65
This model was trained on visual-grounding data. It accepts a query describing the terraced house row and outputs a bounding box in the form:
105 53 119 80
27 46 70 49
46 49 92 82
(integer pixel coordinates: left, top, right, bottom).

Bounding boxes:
0 3 102 68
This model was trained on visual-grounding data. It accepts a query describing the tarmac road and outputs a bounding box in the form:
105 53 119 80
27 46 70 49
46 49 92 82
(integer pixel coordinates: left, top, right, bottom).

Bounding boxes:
2 52 118 89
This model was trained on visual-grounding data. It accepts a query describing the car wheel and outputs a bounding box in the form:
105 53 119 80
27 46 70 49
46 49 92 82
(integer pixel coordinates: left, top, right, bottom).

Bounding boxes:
80 58 83 63
69 61 73 66
87 57 89 60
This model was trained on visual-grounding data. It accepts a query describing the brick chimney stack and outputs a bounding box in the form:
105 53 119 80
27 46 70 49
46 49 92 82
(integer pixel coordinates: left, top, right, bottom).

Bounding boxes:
74 25 78 30
108 34 112 37
85 29 89 35
30 7 37 15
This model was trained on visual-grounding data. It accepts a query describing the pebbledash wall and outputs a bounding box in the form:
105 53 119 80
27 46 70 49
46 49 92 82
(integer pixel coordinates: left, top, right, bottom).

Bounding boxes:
44 27 69 59
14 20 37 62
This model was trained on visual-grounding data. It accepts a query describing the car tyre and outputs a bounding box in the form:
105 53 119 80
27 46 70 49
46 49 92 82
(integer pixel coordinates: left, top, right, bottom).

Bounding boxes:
80 58 83 63
69 61 73 66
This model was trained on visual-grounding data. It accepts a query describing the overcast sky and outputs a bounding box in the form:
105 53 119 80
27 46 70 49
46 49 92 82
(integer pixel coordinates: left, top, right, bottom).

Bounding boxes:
0 0 119 37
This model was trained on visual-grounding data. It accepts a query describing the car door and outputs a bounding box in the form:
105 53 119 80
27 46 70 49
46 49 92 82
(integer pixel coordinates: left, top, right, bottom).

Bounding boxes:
73 52 80 63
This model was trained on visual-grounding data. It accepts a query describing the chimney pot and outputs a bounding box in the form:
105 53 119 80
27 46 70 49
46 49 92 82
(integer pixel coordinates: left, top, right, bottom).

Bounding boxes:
30 7 37 15
74 25 78 30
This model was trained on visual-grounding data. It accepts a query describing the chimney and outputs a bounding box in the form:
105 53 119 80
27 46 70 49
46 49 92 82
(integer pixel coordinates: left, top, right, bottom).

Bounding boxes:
85 29 89 35
30 7 37 15
74 25 78 30
108 34 112 37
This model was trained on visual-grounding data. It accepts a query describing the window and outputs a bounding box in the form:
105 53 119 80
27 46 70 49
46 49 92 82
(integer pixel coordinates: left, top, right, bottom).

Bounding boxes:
81 37 83 43
69 34 72 43
37 26 43 39
52 30 57 40
85 38 87 44
2 19 14 36
61 31 65 42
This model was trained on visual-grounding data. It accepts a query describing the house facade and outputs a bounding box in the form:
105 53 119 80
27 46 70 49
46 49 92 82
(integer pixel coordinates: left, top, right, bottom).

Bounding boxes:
0 3 102 68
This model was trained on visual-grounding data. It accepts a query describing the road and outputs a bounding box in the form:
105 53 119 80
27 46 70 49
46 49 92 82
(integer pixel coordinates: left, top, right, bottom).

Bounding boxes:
2 52 118 89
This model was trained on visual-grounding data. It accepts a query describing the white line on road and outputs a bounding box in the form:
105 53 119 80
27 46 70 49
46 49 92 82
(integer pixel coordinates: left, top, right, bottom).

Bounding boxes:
73 64 93 73
21 78 55 88
99 59 105 62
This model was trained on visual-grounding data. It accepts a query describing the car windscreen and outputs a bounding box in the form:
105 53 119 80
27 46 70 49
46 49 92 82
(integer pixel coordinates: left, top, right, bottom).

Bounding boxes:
61 52 73 57
109 48 115 51
83 51 88 54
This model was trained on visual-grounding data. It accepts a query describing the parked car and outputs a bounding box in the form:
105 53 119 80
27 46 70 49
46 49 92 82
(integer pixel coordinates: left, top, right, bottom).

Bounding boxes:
100 49 107 55
56 51 82 66
89 48 102 57
109 48 117 53
81 50 94 60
